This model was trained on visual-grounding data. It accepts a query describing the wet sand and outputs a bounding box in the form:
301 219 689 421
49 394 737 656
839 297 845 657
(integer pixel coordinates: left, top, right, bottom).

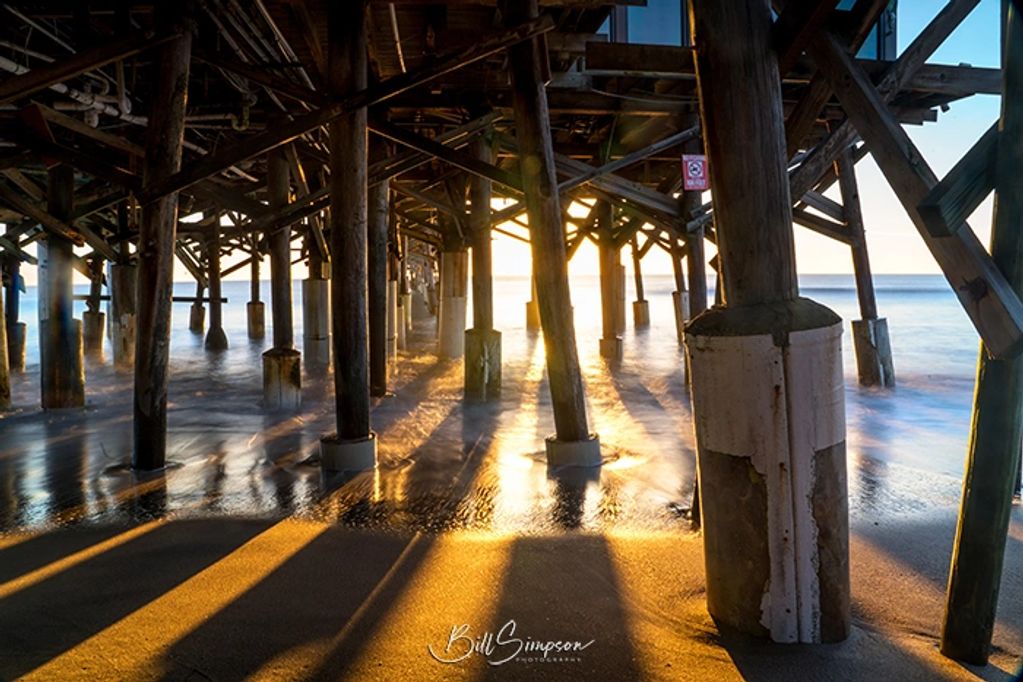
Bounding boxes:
0 279 1020 679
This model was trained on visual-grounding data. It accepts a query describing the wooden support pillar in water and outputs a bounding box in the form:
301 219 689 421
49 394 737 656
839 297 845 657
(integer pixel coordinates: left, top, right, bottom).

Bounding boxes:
303 235 330 365
630 235 650 328
110 258 136 371
189 279 205 333
368 140 390 396
0 284 9 410
598 201 623 361
263 147 300 409
40 165 84 409
466 133 502 401
247 240 265 340
3 241 25 372
686 226 708 317
83 255 105 361
838 150 894 388
132 1 191 470
670 236 689 347
942 2 1023 663
507 0 597 465
438 232 468 360
320 0 376 472
687 0 847 643
204 227 228 351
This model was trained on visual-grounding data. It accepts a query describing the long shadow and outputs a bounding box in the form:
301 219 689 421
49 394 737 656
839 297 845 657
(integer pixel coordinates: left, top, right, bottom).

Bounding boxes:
157 527 436 681
156 394 505 678
480 534 643 680
0 519 272 680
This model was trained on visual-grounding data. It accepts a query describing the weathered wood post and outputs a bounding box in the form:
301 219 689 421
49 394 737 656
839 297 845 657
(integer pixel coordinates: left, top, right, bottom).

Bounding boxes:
0 284 9 410
303 235 330 365
132 2 192 470
262 148 301 409
400 234 413 341
203 226 228 351
437 227 468 359
368 139 390 396
465 134 502 401
670 237 689 347
320 0 376 472
630 235 650 327
941 1 1023 664
598 201 623 361
838 150 894 387
507 0 599 465
188 277 205 334
40 165 85 409
247 237 265 340
686 0 848 643
3 242 26 372
83 255 105 361
391 217 406 352
525 264 541 332
110 239 137 371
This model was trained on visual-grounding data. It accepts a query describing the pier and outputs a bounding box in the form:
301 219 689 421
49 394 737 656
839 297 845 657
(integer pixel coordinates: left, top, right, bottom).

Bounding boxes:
0 1 1020 678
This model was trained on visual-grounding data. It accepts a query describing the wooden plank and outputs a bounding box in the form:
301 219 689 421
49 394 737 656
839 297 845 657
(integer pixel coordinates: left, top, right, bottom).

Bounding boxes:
919 121 999 237
0 32 176 106
941 0 1023 663
143 14 555 201
811 29 1023 358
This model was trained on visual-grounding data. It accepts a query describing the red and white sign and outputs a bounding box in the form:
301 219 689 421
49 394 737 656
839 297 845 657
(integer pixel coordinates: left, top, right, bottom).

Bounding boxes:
682 154 709 191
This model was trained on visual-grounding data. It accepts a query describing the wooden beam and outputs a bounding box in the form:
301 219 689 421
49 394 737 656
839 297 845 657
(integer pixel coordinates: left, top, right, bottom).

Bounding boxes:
811 28 1023 358
370 119 523 192
942 1 1023 664
143 14 555 201
792 207 853 244
0 32 176 106
919 121 999 237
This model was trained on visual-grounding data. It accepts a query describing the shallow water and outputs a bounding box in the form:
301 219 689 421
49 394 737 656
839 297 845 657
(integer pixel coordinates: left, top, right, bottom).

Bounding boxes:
0 274 1007 534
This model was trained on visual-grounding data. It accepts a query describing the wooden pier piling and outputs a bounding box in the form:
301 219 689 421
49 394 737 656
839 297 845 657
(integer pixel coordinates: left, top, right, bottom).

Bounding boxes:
109 262 136 370
320 0 376 472
203 227 228 352
941 0 1023 663
41 165 84 409
838 150 895 388
686 0 848 643
368 140 390 396
247 241 265 340
263 147 300 409
630 235 650 328
598 201 623 361
506 0 597 464
465 134 502 401
132 4 192 470
3 244 25 373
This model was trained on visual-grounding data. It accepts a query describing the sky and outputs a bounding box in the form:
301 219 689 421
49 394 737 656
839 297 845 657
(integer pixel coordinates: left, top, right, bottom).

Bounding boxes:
17 1 1007 285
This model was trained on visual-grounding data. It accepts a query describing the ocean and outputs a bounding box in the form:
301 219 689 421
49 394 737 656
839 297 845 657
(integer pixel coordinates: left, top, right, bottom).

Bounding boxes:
0 273 1002 531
